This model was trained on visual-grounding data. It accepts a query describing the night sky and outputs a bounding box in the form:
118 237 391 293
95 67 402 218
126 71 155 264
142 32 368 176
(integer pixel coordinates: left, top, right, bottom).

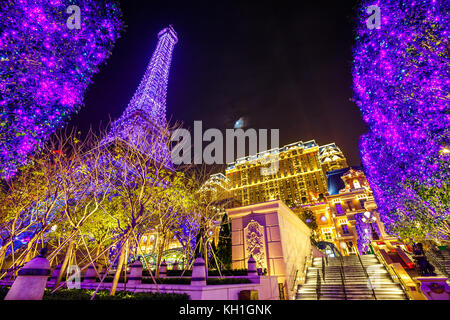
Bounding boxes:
69 0 367 168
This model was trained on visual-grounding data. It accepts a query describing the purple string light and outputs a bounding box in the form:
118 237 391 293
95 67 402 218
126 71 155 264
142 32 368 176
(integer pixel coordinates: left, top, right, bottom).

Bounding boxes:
0 0 123 179
353 0 449 237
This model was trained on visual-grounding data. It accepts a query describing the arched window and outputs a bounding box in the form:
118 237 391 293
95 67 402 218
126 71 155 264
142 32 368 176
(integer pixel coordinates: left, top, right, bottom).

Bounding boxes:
353 179 361 189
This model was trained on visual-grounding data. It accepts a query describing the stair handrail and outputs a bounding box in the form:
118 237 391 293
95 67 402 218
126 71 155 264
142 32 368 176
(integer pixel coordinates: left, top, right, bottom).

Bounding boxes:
425 250 449 278
296 252 312 291
302 253 310 281
339 255 347 300
321 257 326 282
316 269 321 300
291 269 299 292
357 254 377 300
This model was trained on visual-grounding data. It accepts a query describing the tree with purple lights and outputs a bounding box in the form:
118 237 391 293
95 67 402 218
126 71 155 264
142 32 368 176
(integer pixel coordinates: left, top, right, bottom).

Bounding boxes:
0 0 123 179
353 0 449 242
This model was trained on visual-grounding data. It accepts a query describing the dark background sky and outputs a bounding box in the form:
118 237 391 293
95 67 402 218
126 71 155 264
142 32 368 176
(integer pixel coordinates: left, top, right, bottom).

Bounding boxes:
69 0 367 168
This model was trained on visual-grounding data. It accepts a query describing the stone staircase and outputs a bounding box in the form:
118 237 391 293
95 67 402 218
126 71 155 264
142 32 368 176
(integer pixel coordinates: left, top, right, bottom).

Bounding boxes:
296 254 407 300
426 248 450 278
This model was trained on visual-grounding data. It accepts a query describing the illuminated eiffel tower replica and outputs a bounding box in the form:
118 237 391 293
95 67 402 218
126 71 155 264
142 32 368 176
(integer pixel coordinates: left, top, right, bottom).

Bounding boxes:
103 25 178 167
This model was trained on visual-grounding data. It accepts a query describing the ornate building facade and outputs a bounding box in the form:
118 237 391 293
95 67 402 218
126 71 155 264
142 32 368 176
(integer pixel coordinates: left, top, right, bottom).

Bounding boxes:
217 136 394 257
199 173 240 209
319 143 348 175
225 140 348 207
319 167 395 256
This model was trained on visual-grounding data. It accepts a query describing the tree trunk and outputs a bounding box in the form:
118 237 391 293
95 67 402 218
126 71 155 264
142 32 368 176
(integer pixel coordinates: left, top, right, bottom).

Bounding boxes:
123 240 129 290
0 245 8 273
155 232 167 278
54 240 74 289
110 241 127 296
204 237 208 279
23 237 37 263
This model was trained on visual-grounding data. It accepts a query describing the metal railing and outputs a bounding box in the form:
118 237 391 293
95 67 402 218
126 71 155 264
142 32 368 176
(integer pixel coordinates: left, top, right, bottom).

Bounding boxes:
357 254 377 300
294 253 312 298
321 257 326 282
338 255 347 300
291 269 299 292
316 269 321 300
425 250 449 278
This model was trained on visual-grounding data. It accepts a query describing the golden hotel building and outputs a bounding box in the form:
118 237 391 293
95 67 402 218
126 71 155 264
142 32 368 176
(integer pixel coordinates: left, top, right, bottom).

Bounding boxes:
225 140 347 207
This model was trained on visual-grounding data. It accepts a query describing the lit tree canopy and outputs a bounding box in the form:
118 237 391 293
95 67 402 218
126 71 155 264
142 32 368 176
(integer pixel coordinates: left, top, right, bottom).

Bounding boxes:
0 0 123 179
353 0 449 240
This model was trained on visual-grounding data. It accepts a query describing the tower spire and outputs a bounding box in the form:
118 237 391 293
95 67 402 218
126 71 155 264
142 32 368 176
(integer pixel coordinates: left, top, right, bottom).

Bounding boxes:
104 26 178 156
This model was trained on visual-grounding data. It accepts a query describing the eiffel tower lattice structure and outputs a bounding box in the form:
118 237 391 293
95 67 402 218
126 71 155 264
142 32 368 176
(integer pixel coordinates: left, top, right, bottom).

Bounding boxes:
103 25 178 166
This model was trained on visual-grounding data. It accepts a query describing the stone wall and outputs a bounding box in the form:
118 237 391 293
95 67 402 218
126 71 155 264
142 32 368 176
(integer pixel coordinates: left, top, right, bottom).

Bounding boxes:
227 200 311 299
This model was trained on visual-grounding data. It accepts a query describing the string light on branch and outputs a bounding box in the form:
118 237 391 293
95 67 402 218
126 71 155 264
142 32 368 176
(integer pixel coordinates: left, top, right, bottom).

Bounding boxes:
0 0 123 179
353 0 449 239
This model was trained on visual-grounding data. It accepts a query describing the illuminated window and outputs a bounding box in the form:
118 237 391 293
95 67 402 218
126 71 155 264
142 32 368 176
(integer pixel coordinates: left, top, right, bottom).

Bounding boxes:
359 198 367 209
342 225 350 234
322 228 333 241
353 179 361 189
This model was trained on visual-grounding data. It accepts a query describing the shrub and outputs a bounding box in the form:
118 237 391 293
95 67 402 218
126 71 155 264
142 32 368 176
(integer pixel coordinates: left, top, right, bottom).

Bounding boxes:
161 269 248 277
208 269 248 276
141 277 251 285
206 278 251 285
43 288 189 300
96 276 126 283
141 278 191 285
0 286 10 300
166 269 192 277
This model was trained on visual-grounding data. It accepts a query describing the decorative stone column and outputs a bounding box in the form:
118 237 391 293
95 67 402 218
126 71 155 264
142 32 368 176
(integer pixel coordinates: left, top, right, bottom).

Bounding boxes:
247 256 258 277
128 260 143 285
190 257 207 286
416 277 450 300
5 249 51 300
159 260 167 278
82 263 99 283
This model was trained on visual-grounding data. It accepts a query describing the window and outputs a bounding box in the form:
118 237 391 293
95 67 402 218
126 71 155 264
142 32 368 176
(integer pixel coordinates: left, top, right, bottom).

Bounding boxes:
347 242 356 253
353 179 361 189
322 228 333 241
335 203 343 214
347 201 354 211
359 198 367 209
342 224 350 234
